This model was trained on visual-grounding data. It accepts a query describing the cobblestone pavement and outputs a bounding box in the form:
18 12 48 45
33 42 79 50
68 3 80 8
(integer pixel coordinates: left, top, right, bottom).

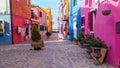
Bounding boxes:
0 33 113 68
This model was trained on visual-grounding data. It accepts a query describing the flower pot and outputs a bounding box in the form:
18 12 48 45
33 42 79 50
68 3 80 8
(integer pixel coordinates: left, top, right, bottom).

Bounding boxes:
46 36 50 39
31 40 44 50
102 10 111 15
74 41 78 45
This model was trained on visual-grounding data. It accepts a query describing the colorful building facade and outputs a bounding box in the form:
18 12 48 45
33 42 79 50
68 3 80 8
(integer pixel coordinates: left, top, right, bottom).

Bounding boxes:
0 0 12 44
11 0 31 44
31 5 47 37
0 0 47 44
41 8 52 33
60 0 67 38
63 0 69 38
68 0 73 41
95 0 120 68
68 0 81 41
58 0 63 37
81 0 120 68
0 0 31 44
81 0 97 35
72 0 81 39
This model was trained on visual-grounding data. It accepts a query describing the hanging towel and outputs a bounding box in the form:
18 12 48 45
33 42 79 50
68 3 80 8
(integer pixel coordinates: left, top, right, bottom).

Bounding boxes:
18 27 21 34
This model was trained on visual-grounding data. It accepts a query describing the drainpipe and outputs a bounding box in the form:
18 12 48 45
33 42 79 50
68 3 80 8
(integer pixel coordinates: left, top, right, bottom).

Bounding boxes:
10 0 14 44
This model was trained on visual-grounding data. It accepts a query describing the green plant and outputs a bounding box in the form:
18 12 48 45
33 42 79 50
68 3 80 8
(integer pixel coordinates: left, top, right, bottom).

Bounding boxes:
87 37 105 47
46 32 52 36
78 32 84 41
31 24 41 41
85 34 94 44
79 38 85 45
73 38 78 41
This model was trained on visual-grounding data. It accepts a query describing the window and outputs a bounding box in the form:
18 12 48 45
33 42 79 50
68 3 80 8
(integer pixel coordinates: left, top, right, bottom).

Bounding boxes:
46 16 48 20
116 22 120 34
73 0 77 7
40 25 45 31
40 11 42 17
24 20 29 24
31 10 34 19
45 26 47 30
88 12 93 31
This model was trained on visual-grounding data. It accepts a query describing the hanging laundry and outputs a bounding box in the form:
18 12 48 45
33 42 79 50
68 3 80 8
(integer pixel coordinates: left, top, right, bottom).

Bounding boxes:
25 27 29 36
20 28 26 37
17 26 21 34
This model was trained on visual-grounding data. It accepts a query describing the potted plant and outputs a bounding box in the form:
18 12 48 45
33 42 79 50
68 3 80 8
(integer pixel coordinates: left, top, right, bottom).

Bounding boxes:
83 34 94 48
46 32 52 38
101 1 111 16
73 38 78 45
87 37 107 65
77 32 85 47
31 25 44 50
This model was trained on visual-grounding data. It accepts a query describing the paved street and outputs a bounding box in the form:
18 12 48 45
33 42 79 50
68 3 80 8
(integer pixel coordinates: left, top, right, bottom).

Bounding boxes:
0 33 113 68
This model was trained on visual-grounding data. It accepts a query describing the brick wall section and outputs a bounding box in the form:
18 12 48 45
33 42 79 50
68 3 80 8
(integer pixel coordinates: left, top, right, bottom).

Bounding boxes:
11 0 31 19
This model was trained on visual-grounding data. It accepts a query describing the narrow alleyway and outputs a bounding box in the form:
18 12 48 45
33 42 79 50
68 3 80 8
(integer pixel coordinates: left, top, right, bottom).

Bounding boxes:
0 33 113 68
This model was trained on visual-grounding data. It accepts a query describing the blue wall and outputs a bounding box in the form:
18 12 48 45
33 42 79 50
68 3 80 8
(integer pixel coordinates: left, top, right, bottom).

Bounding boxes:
76 9 81 38
68 0 73 41
0 14 12 44
68 0 81 41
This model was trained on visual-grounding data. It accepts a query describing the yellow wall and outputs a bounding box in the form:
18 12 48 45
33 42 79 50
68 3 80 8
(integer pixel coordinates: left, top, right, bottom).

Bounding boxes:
41 8 52 32
65 0 69 19
65 0 69 38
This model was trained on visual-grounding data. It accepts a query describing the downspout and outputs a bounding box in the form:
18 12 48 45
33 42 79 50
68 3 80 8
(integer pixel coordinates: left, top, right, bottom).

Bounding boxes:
10 0 14 44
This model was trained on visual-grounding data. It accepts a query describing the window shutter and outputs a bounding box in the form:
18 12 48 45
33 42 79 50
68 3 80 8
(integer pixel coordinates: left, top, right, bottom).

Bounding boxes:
73 0 77 6
88 12 93 31
75 0 77 5
73 0 75 6
40 12 42 17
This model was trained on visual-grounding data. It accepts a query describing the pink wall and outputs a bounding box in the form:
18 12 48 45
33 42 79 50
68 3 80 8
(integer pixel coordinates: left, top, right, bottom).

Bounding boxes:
31 6 46 34
81 0 96 35
81 0 120 68
81 8 91 35
33 7 46 26
95 1 120 68
39 8 46 26
12 15 31 44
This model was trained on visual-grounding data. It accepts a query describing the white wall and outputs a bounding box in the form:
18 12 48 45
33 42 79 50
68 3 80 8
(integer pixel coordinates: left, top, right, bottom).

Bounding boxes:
0 0 10 14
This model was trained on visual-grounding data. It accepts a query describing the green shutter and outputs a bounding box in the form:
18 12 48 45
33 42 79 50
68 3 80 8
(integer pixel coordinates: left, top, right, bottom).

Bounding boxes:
75 0 77 5
73 0 75 6
73 0 77 7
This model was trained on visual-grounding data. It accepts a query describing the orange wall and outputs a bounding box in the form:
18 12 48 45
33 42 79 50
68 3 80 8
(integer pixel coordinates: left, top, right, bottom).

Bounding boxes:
11 0 31 19
46 8 52 32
